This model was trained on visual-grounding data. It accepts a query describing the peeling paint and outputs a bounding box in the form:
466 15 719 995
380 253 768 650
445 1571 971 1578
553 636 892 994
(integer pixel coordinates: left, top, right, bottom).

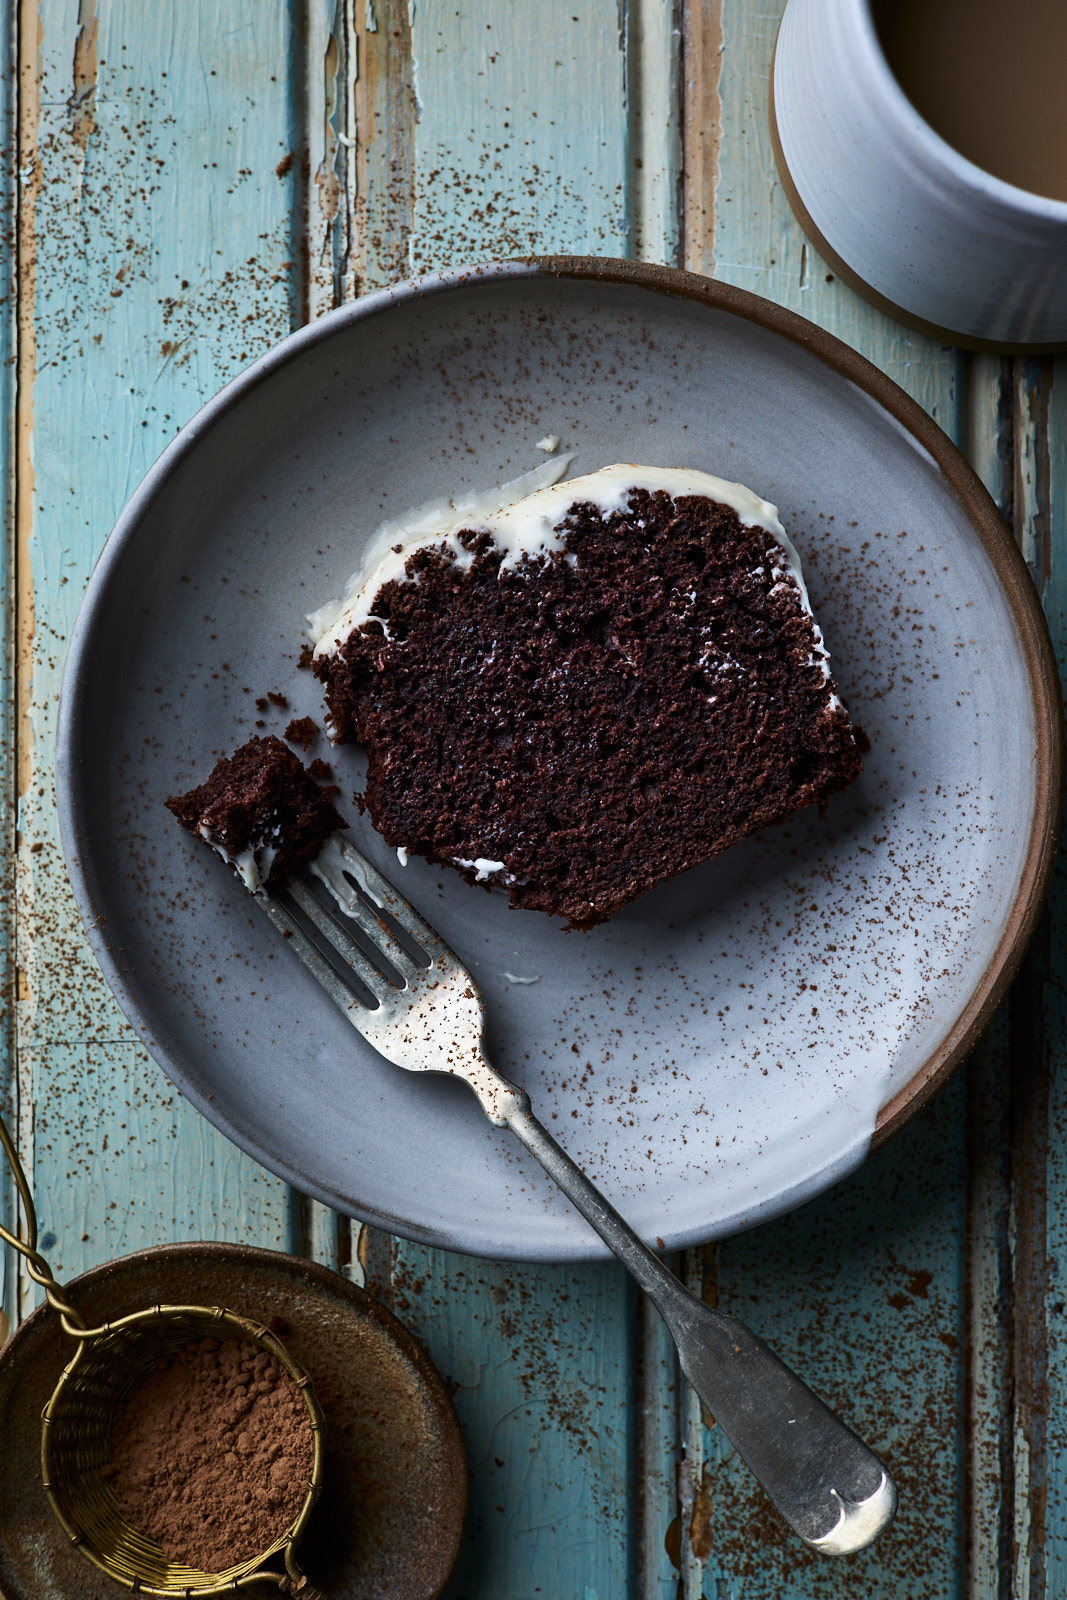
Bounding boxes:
626 0 682 265
13 8 42 1302
353 0 415 292
15 0 39 812
681 0 722 276
67 0 97 155
1014 358 1053 590
689 1463 714 1560
1010 908 1052 1600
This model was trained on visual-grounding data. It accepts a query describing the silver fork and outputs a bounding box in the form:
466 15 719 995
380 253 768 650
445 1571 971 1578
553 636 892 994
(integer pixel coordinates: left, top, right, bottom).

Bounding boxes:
255 834 897 1556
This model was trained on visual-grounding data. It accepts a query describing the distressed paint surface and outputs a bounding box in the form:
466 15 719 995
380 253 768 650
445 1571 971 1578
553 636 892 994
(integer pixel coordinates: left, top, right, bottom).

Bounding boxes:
15 0 300 1312
376 7 651 1590
1 2 1064 1598
0 0 15 1349
386 1250 639 1597
408 0 631 273
681 10 970 1594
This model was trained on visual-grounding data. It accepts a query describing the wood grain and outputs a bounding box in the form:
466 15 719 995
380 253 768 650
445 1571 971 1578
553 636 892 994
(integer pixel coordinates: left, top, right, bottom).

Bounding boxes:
14 0 299 1309
0 0 17 1346
680 0 722 276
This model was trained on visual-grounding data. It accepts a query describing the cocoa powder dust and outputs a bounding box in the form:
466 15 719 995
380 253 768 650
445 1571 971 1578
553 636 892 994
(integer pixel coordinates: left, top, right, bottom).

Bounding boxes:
102 1336 314 1573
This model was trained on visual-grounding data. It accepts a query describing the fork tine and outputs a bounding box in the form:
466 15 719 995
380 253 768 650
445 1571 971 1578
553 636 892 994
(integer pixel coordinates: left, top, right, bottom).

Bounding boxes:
254 890 389 1009
322 837 454 958
288 878 423 986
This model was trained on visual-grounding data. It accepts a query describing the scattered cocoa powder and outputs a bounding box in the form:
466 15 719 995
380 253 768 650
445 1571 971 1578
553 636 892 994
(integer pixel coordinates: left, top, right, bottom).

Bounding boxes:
102 1336 314 1573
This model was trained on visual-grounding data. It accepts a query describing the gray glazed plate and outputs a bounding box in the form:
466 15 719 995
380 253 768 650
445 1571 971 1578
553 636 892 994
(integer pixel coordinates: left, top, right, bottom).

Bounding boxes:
56 259 1061 1263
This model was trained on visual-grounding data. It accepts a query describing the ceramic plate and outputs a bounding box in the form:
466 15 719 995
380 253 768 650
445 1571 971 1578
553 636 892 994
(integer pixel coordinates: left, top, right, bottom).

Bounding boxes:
56 259 1061 1262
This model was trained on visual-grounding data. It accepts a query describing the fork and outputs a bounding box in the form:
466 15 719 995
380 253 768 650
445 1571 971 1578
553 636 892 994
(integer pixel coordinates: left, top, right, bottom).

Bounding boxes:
253 834 897 1556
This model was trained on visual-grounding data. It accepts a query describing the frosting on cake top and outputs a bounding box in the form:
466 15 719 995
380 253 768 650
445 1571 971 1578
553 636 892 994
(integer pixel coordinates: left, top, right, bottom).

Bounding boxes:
310 463 816 663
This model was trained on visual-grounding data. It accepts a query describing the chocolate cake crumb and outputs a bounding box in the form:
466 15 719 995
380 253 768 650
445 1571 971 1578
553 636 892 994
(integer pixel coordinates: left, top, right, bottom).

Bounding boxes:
298 644 314 671
315 481 861 927
267 692 289 709
166 734 345 888
102 1336 314 1574
284 716 319 750
308 758 333 781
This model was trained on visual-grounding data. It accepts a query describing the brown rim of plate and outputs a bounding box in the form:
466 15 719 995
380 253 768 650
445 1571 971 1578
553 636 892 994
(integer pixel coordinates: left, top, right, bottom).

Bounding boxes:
525 254 1062 1148
766 41 1067 356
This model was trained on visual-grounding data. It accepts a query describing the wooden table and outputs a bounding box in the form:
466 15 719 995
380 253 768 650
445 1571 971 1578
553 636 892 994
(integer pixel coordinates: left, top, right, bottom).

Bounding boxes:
3 4 1063 1595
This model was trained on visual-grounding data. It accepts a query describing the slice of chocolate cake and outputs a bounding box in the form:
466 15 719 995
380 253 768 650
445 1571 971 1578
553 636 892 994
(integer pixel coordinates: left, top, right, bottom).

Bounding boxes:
167 734 346 891
311 465 861 927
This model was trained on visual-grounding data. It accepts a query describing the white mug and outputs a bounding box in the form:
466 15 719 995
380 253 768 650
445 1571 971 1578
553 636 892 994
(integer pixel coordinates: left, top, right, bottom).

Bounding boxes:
771 0 1067 350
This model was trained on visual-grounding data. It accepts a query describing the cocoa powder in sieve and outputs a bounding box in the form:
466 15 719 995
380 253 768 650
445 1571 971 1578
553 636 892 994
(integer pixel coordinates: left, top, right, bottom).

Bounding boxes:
102 1336 314 1573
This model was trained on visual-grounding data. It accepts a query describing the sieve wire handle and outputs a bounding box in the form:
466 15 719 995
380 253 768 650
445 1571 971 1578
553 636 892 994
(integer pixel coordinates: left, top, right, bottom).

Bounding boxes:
0 1106 88 1334
229 1553 324 1595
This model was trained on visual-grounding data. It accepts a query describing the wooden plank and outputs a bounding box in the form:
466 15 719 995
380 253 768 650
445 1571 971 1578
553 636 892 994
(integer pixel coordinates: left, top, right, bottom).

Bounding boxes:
346 6 677 1593
352 0 416 295
0 0 16 1348
1008 351 1063 1600
959 354 1014 1600
676 3 996 1593
696 1085 968 1599
710 0 961 425
408 0 631 274
963 1026 1012 1600
626 0 681 265
390 1250 640 1598
27 1041 290 1278
1042 354 1066 1596
15 0 301 1305
680 0 722 277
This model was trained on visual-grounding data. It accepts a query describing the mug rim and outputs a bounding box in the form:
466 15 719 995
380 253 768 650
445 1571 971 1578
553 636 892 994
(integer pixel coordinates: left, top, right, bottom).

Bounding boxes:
849 0 1067 219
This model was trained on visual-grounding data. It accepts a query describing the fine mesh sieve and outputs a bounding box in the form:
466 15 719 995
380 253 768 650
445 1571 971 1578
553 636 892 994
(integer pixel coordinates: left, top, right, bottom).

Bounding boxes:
0 1111 326 1597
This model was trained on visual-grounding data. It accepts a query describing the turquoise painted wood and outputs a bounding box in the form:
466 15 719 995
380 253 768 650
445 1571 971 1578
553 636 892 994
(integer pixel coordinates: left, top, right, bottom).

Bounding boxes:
14 0 300 1310
0 0 16 1349
2 1 1064 1595
1046 358 1067 1593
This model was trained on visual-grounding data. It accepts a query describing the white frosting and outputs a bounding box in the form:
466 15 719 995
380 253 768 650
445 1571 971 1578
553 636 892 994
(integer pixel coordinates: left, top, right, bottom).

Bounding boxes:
198 824 276 893
535 434 560 453
308 454 576 650
310 832 385 911
454 856 507 882
312 463 828 670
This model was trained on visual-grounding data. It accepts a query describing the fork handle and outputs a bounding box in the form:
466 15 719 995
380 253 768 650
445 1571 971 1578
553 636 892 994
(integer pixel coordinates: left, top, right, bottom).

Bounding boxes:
504 1096 896 1555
